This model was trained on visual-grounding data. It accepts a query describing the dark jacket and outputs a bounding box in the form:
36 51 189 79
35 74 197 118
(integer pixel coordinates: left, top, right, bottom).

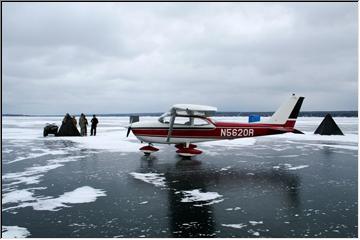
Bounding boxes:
91 117 98 127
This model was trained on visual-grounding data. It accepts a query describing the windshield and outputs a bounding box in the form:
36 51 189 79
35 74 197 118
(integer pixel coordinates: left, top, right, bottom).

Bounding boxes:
158 112 171 123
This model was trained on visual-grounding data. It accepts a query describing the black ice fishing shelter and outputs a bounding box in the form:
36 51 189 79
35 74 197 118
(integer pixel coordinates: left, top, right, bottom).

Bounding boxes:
314 114 344 135
57 115 81 136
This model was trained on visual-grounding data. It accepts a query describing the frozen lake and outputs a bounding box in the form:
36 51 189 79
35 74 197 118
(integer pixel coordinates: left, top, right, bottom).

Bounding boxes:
2 116 358 237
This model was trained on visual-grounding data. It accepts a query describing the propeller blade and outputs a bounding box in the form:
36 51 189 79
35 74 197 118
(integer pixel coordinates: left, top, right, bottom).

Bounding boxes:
126 126 131 137
166 112 176 143
126 116 137 137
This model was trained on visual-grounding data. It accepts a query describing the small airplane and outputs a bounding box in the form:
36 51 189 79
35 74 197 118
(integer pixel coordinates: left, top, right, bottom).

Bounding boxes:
126 94 305 157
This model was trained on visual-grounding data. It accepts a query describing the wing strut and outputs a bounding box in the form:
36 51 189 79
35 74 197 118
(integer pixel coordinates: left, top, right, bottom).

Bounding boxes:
166 109 176 143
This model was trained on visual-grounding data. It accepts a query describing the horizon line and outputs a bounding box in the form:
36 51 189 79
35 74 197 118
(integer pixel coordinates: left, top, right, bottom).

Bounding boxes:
3 110 358 116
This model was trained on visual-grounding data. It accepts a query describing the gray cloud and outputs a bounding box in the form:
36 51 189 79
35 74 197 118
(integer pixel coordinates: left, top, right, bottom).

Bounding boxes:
3 2 357 114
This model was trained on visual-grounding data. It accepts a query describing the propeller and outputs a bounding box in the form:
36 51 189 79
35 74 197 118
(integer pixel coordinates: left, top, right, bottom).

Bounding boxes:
126 115 140 137
126 125 132 137
166 109 176 143
126 118 134 137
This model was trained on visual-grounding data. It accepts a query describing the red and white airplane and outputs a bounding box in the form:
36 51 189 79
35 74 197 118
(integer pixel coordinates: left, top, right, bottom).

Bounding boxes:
127 94 305 157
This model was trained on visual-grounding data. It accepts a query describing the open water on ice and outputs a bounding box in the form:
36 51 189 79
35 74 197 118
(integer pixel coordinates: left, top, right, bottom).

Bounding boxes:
1 116 358 237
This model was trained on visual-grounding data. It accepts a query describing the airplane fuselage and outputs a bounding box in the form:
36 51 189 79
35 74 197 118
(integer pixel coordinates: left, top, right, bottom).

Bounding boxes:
131 117 295 144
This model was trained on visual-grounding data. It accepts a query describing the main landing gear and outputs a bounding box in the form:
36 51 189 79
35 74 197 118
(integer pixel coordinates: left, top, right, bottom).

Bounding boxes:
139 144 159 156
175 143 202 157
139 143 203 157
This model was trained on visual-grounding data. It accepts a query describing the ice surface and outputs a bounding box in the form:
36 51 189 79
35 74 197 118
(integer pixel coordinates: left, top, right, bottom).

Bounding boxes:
8 149 69 164
268 132 358 144
4 186 106 212
222 223 247 229
130 172 166 187
2 226 31 238
301 142 357 151
2 116 357 237
3 156 88 189
200 138 256 147
3 164 63 186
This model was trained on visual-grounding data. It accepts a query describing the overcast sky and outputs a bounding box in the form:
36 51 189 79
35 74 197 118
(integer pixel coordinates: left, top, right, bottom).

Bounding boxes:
3 2 358 114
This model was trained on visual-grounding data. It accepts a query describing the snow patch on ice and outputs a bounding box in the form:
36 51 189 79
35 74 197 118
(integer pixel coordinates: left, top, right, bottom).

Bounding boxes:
287 165 309 170
249 221 263 226
176 189 223 206
225 207 241 211
220 166 232 171
57 133 141 153
129 172 166 187
2 226 31 238
222 223 247 229
248 229 260 236
3 189 36 204
273 164 309 171
4 186 106 212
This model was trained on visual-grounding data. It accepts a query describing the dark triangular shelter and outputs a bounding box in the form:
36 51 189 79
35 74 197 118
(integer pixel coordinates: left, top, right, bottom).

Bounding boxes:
314 114 344 135
57 114 81 136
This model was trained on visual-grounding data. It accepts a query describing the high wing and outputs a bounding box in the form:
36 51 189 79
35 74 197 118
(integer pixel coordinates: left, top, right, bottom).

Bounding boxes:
171 104 217 116
165 104 217 142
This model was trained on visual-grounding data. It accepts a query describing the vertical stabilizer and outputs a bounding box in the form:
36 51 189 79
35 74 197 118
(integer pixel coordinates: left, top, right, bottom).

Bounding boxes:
267 95 305 127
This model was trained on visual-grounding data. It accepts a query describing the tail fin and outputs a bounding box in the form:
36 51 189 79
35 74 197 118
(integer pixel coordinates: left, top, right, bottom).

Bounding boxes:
267 95 305 128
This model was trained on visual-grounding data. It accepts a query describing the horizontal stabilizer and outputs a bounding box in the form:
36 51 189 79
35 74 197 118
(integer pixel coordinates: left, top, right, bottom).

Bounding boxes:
292 129 304 134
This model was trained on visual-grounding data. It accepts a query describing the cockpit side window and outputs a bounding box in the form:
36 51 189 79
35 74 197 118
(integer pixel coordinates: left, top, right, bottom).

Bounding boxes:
174 117 191 125
193 118 211 126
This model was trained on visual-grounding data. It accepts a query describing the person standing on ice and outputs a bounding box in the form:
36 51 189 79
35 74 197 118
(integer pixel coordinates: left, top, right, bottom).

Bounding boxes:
79 113 88 136
72 115 77 127
62 113 71 123
90 115 99 136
